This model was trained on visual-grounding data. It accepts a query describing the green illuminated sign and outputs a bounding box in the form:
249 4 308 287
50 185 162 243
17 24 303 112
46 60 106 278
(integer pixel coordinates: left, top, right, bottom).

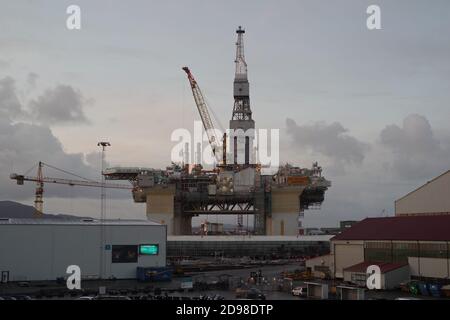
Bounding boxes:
139 244 159 255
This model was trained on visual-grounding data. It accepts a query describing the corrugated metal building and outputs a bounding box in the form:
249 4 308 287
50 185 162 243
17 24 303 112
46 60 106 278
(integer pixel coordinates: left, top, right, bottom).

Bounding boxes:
0 218 166 282
307 216 450 281
167 235 332 257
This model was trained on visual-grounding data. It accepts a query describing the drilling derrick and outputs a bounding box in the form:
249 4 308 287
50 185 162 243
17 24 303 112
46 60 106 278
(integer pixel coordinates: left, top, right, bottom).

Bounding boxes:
230 26 255 166
229 26 257 233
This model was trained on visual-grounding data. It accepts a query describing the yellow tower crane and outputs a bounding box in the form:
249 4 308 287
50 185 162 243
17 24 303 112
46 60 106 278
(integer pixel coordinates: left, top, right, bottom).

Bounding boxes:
10 161 133 217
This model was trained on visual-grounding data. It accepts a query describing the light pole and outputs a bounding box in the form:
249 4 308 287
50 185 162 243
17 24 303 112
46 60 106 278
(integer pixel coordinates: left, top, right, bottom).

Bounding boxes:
97 141 110 279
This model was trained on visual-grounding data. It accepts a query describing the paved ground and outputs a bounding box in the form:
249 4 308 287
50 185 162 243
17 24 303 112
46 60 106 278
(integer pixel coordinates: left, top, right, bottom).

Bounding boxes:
1 262 448 300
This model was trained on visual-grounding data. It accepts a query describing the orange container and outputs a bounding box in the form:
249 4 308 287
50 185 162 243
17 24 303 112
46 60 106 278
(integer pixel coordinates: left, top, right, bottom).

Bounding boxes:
287 176 310 185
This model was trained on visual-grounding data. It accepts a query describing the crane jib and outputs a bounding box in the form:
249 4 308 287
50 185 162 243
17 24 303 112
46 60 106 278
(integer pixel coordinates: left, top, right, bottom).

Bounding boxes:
182 67 222 162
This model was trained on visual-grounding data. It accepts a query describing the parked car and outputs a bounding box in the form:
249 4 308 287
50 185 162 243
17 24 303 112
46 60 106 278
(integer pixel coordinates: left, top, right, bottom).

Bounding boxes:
77 296 95 300
1 296 17 300
292 286 307 297
94 295 131 300
235 288 248 298
13 295 32 300
246 288 266 300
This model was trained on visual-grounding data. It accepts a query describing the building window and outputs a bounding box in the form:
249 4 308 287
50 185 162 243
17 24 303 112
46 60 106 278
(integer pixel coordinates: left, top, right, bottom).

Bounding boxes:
392 242 419 263
351 273 367 287
112 245 138 263
419 243 447 258
365 248 392 262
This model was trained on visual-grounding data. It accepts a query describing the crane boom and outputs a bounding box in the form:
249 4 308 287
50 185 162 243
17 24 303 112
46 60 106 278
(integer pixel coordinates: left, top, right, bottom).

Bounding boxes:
10 173 132 189
182 67 222 163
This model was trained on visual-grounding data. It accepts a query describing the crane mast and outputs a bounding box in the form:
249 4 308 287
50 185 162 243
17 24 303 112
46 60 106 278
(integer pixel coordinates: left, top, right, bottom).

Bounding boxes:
182 67 222 164
34 162 44 217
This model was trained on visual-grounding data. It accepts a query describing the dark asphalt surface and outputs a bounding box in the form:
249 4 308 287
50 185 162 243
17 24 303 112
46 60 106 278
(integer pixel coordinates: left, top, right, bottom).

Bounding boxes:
1 262 448 300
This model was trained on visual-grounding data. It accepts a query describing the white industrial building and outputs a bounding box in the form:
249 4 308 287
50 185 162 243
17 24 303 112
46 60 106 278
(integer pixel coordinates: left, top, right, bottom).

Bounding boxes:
395 170 450 216
343 262 410 290
306 169 450 288
307 215 450 283
0 218 166 282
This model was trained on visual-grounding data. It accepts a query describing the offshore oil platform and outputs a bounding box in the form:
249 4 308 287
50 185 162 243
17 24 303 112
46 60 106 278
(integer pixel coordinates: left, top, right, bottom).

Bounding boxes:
103 26 331 236
10 26 330 236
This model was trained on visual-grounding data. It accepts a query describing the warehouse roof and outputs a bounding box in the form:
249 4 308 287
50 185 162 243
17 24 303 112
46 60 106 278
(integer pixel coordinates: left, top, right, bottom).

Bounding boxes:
331 215 450 241
0 218 161 226
344 261 408 273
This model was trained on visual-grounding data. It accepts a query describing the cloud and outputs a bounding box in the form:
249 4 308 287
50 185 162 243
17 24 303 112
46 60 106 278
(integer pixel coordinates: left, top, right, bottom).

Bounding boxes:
85 150 110 173
0 76 23 119
0 118 98 200
283 114 450 226
0 76 119 201
1 74 91 127
379 114 450 180
0 117 130 202
26 72 39 89
29 85 90 125
285 118 369 173
0 59 10 70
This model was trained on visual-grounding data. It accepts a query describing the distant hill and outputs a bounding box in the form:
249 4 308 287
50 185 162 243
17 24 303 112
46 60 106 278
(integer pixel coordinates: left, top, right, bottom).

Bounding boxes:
0 201 88 219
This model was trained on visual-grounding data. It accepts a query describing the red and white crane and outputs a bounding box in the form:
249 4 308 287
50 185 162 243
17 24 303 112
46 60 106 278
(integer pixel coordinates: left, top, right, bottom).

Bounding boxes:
182 66 224 165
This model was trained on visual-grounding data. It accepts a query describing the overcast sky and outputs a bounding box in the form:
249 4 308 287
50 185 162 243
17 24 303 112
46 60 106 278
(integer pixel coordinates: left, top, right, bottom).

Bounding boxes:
1 0 450 227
